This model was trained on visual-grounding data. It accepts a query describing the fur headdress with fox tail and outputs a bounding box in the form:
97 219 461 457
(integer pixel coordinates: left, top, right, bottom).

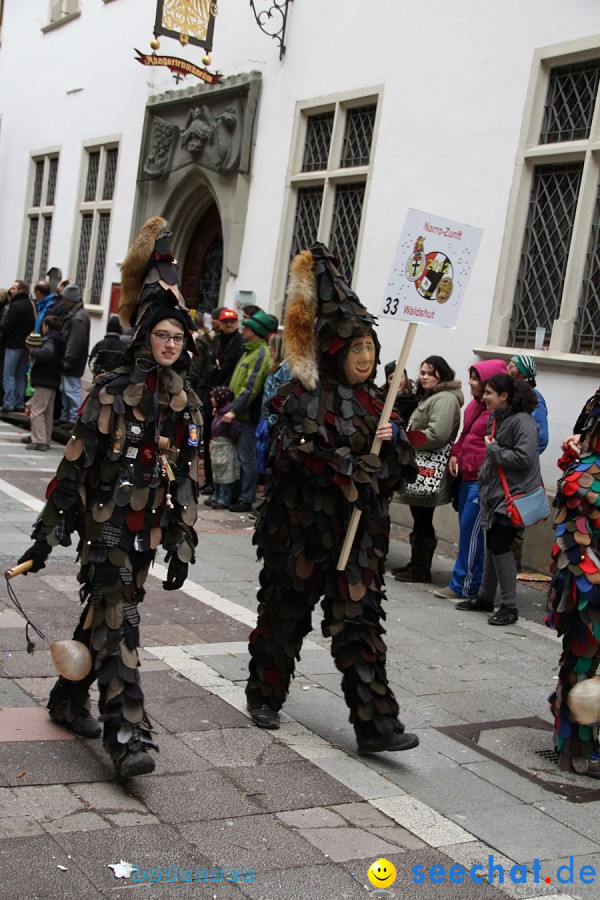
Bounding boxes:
283 242 379 389
119 216 197 357
284 250 318 389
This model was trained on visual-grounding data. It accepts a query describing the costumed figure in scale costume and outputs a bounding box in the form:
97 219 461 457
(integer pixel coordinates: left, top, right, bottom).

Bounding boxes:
245 243 420 754
17 217 202 778
546 390 600 776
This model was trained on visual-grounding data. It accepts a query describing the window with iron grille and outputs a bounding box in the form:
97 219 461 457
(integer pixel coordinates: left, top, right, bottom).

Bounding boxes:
540 59 600 144
341 105 376 168
21 153 59 285
302 113 334 172
573 180 600 354
496 41 600 356
75 144 119 306
290 186 323 259
329 183 366 284
508 163 583 347
286 93 379 298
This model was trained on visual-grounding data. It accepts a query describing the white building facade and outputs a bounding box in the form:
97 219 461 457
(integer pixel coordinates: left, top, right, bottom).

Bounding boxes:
0 0 599 505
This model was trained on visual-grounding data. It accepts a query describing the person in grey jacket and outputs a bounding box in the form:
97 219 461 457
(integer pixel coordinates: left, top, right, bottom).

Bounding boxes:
393 355 463 583
457 373 540 625
59 283 90 424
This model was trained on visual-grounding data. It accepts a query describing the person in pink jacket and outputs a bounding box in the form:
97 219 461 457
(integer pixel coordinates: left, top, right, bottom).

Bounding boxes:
434 359 507 601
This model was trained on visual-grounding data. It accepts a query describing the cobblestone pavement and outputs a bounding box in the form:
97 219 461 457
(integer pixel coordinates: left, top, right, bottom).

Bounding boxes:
0 419 593 899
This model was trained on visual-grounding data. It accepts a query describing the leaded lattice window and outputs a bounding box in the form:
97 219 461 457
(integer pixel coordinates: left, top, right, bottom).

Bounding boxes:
329 183 365 284
508 163 583 348
21 153 58 286
76 213 93 288
572 181 600 354
24 216 39 284
497 44 600 356
75 143 118 305
32 161 44 207
540 59 600 144
286 95 379 298
102 148 118 201
46 157 58 206
85 151 100 202
302 112 334 172
39 216 53 279
290 187 323 260
340 105 376 168
90 212 111 303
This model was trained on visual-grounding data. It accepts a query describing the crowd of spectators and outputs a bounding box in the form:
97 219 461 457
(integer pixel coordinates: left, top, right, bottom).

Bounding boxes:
0 277 93 449
188 304 282 513
0 277 552 562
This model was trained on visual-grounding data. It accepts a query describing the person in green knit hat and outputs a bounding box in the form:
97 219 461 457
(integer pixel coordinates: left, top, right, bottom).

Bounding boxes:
225 308 277 512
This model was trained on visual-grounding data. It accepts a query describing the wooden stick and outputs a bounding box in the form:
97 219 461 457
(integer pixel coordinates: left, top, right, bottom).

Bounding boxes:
4 560 34 579
337 322 418 571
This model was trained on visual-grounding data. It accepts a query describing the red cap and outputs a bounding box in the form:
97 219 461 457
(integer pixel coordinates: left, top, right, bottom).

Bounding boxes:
219 308 238 321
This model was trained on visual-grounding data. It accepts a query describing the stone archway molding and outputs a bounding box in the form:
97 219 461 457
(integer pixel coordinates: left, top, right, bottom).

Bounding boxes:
130 71 261 301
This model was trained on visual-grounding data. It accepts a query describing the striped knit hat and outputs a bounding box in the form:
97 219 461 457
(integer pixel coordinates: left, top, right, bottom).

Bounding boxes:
511 354 537 387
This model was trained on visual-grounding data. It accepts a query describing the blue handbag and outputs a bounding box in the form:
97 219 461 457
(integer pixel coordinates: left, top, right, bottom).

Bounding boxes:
496 465 550 527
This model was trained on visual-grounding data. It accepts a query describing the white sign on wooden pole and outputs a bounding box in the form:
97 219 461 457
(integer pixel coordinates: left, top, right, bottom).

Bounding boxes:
337 209 483 571
380 208 483 329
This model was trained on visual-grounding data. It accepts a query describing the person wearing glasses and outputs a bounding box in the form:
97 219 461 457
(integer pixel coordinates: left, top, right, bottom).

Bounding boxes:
17 217 202 779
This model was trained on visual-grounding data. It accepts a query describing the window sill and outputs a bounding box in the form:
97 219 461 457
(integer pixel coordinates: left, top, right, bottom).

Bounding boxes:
41 12 81 34
473 345 600 374
84 304 104 316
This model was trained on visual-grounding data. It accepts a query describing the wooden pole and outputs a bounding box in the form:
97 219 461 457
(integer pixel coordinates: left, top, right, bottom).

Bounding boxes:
337 321 418 571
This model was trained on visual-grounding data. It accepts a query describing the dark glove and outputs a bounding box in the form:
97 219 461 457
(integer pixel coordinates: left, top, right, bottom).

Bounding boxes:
162 555 188 591
17 540 52 574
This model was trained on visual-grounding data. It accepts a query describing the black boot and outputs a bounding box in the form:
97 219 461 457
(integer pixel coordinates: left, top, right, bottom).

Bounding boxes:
247 703 280 729
394 536 437 583
391 532 416 577
456 552 496 611
455 596 494 612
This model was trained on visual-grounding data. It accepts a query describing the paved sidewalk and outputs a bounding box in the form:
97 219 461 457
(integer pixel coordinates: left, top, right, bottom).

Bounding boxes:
0 421 595 899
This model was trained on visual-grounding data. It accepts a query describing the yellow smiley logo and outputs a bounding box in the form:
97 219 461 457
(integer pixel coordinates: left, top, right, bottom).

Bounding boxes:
367 858 397 888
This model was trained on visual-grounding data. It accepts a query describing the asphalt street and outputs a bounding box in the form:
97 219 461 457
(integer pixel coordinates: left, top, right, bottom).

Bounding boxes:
0 417 597 899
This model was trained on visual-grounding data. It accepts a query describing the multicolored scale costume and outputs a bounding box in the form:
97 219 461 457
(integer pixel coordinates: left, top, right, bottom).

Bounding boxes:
546 391 600 771
246 244 418 747
23 217 202 769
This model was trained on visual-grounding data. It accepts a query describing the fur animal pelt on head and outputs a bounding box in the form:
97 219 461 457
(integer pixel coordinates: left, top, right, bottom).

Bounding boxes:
284 250 318 390
119 216 167 328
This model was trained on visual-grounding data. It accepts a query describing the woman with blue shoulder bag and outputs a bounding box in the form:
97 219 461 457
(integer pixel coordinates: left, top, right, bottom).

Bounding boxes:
457 373 543 625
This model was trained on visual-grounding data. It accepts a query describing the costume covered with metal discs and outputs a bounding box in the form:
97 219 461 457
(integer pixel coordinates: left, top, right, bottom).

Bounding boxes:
21 217 202 769
246 244 417 744
38 362 201 760
546 391 600 772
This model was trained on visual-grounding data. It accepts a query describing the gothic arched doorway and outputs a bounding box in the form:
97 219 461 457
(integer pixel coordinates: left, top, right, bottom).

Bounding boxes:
181 203 223 313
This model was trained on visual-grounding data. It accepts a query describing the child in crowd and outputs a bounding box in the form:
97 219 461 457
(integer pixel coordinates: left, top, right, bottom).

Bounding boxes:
206 385 241 509
256 332 291 480
24 315 65 451
88 315 125 377
381 361 418 425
